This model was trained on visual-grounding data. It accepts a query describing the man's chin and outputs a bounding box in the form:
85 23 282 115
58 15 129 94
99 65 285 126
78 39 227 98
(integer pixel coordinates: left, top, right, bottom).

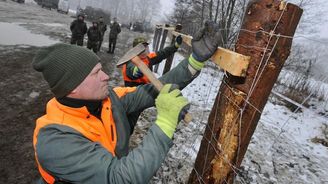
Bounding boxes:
103 91 109 98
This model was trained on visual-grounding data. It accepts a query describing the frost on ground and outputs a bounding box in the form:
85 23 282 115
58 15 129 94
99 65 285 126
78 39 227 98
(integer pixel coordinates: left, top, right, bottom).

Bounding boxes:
1 1 327 184
144 51 328 183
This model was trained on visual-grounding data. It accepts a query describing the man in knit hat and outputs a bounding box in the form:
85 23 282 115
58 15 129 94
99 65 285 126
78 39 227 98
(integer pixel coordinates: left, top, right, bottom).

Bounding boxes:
70 14 88 46
32 21 222 184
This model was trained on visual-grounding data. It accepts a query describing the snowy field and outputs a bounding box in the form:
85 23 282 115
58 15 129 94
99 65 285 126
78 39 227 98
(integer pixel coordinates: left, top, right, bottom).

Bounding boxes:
0 1 327 183
150 40 328 184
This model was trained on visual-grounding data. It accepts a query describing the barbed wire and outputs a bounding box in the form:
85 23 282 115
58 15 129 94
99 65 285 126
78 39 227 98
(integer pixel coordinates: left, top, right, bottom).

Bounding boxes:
183 2 290 183
264 75 328 154
153 2 328 182
163 66 222 183
188 70 249 184
164 67 249 184
219 27 328 46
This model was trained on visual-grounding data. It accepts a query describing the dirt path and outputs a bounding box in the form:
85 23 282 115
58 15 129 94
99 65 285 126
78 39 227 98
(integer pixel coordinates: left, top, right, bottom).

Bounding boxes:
0 1 148 183
0 45 44 183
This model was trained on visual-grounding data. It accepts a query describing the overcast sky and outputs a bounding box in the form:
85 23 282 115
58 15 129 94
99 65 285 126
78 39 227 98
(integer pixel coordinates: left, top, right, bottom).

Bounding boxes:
157 0 174 23
160 0 174 13
160 0 328 39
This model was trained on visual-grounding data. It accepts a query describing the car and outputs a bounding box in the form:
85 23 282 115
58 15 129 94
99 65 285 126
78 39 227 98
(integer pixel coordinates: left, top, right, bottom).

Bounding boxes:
35 0 59 10
12 0 25 3
132 22 144 33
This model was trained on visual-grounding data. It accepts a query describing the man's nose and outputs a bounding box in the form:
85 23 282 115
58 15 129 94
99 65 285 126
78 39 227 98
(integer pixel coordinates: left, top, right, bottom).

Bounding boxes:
101 71 109 81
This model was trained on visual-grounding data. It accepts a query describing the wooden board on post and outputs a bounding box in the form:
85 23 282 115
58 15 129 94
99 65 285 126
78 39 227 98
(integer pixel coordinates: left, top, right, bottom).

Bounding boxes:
169 30 250 77
212 48 250 77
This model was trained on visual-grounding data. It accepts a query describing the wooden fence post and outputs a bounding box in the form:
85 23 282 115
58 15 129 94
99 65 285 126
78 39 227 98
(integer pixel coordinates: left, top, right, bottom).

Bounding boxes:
153 25 162 52
188 0 302 183
162 24 182 74
154 25 169 73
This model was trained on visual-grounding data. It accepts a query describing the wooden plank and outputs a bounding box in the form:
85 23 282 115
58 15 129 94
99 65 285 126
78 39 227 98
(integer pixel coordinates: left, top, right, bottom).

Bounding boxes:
157 25 176 31
171 31 192 46
170 30 250 77
212 47 250 77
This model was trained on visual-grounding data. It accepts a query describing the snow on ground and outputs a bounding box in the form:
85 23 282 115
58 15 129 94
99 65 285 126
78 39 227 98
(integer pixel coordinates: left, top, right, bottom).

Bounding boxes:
148 38 328 183
239 102 328 184
1 1 327 183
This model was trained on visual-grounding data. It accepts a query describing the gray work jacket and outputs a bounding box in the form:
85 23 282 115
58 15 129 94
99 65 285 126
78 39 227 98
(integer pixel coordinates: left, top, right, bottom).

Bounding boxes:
35 59 198 184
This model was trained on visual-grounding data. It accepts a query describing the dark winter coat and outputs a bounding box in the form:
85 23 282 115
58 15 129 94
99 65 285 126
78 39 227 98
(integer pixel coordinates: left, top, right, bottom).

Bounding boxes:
109 22 121 39
70 19 87 38
98 21 107 40
87 26 101 42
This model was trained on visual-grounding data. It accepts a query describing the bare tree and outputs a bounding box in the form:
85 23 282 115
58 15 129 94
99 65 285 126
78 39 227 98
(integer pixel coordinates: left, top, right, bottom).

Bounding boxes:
170 0 248 47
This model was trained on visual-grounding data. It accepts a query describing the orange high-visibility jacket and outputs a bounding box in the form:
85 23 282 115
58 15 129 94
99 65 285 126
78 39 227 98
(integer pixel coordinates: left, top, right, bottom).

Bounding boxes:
122 52 157 85
33 87 135 184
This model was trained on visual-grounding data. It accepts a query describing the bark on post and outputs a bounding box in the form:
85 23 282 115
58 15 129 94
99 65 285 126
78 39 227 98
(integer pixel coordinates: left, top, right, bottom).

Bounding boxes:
163 24 182 74
188 1 302 183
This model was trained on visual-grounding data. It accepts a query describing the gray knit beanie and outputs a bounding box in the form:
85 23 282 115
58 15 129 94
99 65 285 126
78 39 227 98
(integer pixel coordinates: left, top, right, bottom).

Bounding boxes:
32 43 99 98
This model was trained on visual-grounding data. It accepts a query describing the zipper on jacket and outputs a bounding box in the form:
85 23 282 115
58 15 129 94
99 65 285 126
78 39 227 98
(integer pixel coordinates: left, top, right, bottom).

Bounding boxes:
110 125 114 141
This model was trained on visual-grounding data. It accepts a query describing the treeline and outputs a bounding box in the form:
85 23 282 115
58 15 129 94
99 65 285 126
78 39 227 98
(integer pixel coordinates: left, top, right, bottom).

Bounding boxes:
169 0 248 47
77 0 160 25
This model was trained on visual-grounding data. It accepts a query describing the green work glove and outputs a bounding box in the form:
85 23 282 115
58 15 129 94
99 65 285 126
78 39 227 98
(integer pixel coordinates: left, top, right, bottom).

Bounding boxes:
189 20 223 70
155 84 189 139
174 35 183 48
132 66 143 79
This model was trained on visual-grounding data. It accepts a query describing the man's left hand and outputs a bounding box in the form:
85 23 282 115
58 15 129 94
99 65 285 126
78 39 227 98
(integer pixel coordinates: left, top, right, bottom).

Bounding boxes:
132 66 143 78
175 35 183 48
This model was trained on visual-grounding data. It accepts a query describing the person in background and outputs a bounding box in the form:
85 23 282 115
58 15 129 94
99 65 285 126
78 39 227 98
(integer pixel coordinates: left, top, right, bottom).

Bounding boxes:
122 35 182 87
70 14 87 46
107 17 121 54
32 21 222 184
87 21 101 53
97 16 107 51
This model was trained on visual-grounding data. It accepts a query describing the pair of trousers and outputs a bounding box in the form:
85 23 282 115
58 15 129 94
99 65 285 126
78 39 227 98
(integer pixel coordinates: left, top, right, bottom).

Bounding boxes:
108 37 117 53
70 36 83 46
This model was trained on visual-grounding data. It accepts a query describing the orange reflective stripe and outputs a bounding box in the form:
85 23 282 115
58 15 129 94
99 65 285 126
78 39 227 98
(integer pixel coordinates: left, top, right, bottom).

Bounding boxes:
33 88 134 183
37 159 55 184
33 113 57 183
148 52 157 59
113 86 137 96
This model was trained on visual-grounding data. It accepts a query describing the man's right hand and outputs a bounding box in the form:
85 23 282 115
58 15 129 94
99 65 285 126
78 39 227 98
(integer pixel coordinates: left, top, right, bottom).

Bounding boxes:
189 21 223 70
155 84 189 139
